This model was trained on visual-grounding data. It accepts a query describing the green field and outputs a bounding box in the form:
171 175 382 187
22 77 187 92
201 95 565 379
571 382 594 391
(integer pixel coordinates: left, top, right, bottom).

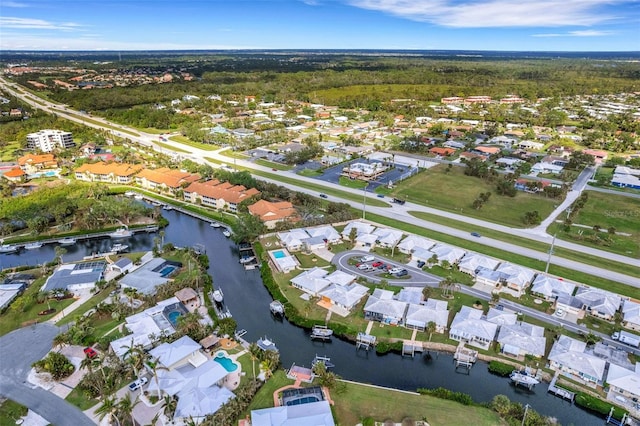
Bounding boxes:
167 135 219 151
339 176 368 189
255 158 292 171
411 211 640 278
387 165 557 227
550 191 640 258
0 399 28 426
0 141 22 162
51 109 140 136
156 140 190 153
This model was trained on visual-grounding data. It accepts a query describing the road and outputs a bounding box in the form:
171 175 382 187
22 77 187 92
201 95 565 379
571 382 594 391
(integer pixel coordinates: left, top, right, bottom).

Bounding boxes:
586 184 640 199
0 323 94 426
2 77 638 284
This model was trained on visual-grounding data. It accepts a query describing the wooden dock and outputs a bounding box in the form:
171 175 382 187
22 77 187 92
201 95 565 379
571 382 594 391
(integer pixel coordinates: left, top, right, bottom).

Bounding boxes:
402 340 424 357
453 342 477 371
356 332 376 351
548 372 575 402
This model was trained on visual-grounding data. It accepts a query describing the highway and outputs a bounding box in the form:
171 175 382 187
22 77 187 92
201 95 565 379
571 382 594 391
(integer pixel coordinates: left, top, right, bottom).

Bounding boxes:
2 77 638 288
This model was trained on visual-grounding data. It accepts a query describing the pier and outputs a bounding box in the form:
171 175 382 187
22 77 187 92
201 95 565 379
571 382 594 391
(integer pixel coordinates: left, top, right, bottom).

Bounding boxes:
548 372 576 402
402 340 424 357
453 342 477 372
356 332 376 351
310 325 333 340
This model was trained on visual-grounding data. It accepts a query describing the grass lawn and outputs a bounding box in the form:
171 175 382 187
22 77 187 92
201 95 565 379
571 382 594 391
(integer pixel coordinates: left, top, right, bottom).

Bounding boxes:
333 380 505 426
297 169 323 177
0 141 22 162
65 386 99 411
365 211 638 299
549 191 640 258
338 176 368 189
218 150 250 160
0 399 28 426
246 370 292 411
390 165 557 227
156 141 190 153
295 252 332 269
167 135 219 151
255 159 292 171
57 285 116 326
411 211 639 278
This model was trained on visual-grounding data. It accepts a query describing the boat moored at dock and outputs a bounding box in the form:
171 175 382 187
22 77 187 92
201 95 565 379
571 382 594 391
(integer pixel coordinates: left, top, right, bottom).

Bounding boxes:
0 244 19 254
269 300 285 316
257 336 279 353
510 369 540 389
310 325 333 340
109 226 132 239
58 237 77 246
24 242 44 250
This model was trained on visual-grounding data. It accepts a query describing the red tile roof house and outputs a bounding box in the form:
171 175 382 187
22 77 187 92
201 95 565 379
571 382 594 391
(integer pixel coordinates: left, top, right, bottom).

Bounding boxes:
18 153 58 174
74 161 143 184
183 179 260 213
429 147 456 157
136 168 200 194
248 199 299 229
473 146 501 156
2 167 27 182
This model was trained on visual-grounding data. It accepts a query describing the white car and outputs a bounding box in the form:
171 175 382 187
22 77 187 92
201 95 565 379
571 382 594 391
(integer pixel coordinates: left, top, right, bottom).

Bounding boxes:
128 376 148 392
388 267 403 274
360 255 375 262
357 263 373 271
555 309 565 317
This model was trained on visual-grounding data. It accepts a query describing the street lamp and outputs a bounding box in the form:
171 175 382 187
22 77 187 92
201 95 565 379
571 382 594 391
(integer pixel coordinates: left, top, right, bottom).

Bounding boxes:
362 183 369 220
521 404 530 426
545 233 557 274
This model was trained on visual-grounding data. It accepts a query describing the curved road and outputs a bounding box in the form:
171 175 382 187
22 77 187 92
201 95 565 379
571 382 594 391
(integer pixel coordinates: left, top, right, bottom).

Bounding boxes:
0 323 94 426
2 78 638 286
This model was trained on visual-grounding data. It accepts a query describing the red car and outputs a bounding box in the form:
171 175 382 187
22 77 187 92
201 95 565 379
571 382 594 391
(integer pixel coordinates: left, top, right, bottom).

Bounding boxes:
372 261 383 268
83 347 98 359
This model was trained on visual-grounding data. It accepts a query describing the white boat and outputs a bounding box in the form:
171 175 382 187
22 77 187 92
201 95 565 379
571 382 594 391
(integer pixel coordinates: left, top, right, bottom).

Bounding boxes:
312 355 335 369
58 237 77 246
210 222 221 228
257 336 279 353
0 244 18 254
111 243 129 253
311 325 333 339
239 256 255 264
109 227 132 239
212 289 224 303
222 230 231 238
134 194 144 200
269 300 285 316
124 191 136 197
510 370 540 386
24 242 44 250
162 205 173 211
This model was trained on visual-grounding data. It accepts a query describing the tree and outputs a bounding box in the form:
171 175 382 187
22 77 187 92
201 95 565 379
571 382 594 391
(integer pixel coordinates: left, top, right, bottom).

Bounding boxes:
147 358 168 399
54 246 67 265
115 394 139 426
123 340 146 379
248 343 261 379
95 397 117 425
426 321 436 342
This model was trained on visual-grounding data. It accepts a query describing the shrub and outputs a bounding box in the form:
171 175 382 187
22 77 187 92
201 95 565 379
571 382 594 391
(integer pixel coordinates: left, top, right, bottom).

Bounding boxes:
32 352 74 380
575 393 627 420
488 360 514 377
417 387 474 405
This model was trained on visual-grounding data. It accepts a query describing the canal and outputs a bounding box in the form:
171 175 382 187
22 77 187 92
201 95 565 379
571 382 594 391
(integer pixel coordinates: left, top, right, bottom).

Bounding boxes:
1 208 602 425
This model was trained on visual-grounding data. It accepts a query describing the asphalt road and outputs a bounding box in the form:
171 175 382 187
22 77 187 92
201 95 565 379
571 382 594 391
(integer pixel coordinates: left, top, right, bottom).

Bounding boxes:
0 323 94 426
331 249 441 287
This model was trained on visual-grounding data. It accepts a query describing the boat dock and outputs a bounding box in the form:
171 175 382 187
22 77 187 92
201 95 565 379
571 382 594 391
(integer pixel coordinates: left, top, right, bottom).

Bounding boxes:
453 342 477 371
356 332 376 351
402 340 424 357
311 355 335 369
547 372 575 402
310 325 333 340
239 243 259 270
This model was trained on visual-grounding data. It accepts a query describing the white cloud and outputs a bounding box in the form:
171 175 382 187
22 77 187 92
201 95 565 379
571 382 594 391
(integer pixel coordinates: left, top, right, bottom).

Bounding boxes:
533 30 615 37
0 17 84 31
346 0 627 27
1 1 30 7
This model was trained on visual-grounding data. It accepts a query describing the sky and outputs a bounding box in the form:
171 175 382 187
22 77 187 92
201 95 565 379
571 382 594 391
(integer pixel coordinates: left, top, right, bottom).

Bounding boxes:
1 0 639 52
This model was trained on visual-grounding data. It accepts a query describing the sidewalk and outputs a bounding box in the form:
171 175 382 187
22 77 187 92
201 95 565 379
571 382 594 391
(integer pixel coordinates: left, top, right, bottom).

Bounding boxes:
48 291 94 324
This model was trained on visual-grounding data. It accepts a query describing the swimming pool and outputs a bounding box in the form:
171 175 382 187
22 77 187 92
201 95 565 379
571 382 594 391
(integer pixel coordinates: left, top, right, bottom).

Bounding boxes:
166 310 182 326
213 352 238 372
285 395 320 406
160 265 177 277
162 302 188 326
272 250 285 259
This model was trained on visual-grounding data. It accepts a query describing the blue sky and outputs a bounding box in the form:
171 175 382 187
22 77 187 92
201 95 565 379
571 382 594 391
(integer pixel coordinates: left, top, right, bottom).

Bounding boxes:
1 0 639 51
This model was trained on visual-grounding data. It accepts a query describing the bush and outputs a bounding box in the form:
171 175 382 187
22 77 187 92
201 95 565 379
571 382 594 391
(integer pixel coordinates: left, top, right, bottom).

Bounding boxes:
32 352 74 380
488 360 514 377
417 387 474 406
575 392 627 420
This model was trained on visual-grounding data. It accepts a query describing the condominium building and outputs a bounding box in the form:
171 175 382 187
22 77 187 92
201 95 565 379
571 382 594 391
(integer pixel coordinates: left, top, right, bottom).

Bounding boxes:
26 129 75 152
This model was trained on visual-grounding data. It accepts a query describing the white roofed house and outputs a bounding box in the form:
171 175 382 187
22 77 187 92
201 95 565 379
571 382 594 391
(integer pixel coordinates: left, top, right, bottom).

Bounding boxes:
397 235 435 254
405 298 449 333
355 232 378 248
149 335 203 370
305 225 341 244
277 229 311 252
372 228 403 249
410 247 437 264
530 275 576 301
429 244 466 267
458 253 500 276
449 306 498 351
342 221 376 240
474 267 506 288
622 300 640 331
497 322 546 358
548 335 606 385
324 270 356 287
290 267 330 297
606 364 640 410
494 263 535 296
363 289 408 325
319 281 368 313
574 287 622 321
486 307 518 327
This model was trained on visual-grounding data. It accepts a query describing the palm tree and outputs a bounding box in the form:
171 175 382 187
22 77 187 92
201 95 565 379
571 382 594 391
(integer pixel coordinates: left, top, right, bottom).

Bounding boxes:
115 394 139 426
426 321 436 342
123 340 146 379
95 396 117 425
147 358 168 399
54 246 67 265
248 343 260 379
161 394 177 422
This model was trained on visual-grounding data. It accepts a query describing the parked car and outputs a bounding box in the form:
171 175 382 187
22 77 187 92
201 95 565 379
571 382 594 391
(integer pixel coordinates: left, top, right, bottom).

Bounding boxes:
377 194 385 198
272 168 278 171
357 263 373 271
128 376 148 392
395 269 408 277
360 255 375 262
555 309 564 317
83 347 98 359
416 260 425 268
388 267 403 274
372 261 383 267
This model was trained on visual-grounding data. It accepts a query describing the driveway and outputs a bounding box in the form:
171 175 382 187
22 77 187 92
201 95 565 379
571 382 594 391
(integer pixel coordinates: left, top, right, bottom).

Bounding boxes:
0 323 94 426
331 250 442 287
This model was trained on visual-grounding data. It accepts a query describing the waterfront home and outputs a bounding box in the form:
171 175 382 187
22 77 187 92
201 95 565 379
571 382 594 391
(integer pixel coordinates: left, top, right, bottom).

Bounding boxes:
428 243 466 267
449 306 498 351
405 298 449 333
18 153 58 174
290 267 331 297
622 300 640 331
41 261 106 294
341 221 376 240
372 227 403 249
458 253 501 276
548 335 606 385
305 225 342 245
119 255 180 295
109 257 133 275
529 274 576 301
494 263 535 295
497 322 546 358
574 287 622 321
174 287 200 313
277 229 312 252
606 364 640 410
251 400 335 426
136 167 200 195
319 281 368 314
248 200 299 229
364 289 408 325
146 336 236 422
74 161 143 184
486 307 518 326
0 283 26 311
183 179 260 213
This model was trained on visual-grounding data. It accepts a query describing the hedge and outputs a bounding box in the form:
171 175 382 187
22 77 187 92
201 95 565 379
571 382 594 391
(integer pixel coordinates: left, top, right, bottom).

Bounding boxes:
488 360 514 377
575 392 627 420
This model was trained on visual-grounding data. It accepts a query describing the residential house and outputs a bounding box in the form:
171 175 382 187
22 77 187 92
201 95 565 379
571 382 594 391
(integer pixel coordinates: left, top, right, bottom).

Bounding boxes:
458 253 500 276
136 168 200 194
606 364 640 408
290 267 331 297
2 167 26 182
405 298 449 333
555 293 585 318
248 200 299 229
622 300 640 331
41 261 106 294
372 228 403 249
494 263 535 295
74 161 143 184
548 335 606 384
305 225 341 245
531 162 563 175
429 243 466 266
119 256 179 295
397 235 435 254
472 146 501 157
175 287 200 313
18 153 57 174
486 307 518 327
342 221 376 240
319 281 368 313
251 401 335 426
109 257 133 275
183 179 260 212
530 275 576 301
574 287 622 321
497 322 546 358
583 149 608 164
517 140 545 151
611 166 640 190
429 147 456 157
363 289 408 325
475 267 506 288
277 229 311 252
449 306 498 350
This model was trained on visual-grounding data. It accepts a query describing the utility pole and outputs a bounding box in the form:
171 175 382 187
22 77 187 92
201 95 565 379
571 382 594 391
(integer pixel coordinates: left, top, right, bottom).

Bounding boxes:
521 404 530 426
362 184 368 220
545 234 556 274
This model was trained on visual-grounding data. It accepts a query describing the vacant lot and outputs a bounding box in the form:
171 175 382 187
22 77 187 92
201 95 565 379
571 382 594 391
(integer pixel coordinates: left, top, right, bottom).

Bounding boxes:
389 165 557 227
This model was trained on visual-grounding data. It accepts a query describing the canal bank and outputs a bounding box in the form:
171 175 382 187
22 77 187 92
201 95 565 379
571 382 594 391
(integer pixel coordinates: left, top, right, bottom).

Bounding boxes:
0 207 604 425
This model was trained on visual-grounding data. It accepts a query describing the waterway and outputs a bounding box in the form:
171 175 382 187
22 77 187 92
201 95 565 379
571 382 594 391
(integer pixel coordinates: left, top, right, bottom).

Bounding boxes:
0 208 603 425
